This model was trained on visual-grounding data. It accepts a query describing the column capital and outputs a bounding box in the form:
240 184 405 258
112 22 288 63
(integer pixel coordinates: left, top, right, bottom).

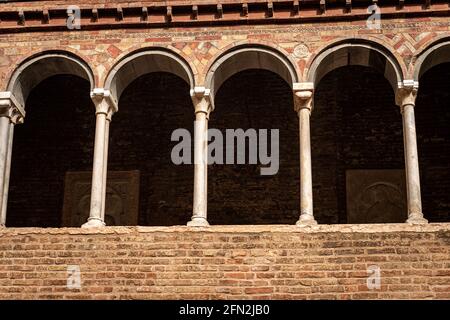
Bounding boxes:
90 88 118 116
0 92 25 124
396 80 419 110
293 83 314 113
190 87 212 116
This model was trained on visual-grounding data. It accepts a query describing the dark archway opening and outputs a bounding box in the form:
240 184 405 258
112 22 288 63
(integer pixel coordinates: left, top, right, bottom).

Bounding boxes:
208 69 299 225
109 72 193 226
416 62 450 222
7 75 95 227
313 65 405 224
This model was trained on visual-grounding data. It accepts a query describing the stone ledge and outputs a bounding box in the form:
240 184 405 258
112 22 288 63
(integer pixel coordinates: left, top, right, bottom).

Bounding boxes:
0 223 449 236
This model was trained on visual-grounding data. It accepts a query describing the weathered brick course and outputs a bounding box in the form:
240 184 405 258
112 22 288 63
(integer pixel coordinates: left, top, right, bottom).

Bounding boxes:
0 224 448 299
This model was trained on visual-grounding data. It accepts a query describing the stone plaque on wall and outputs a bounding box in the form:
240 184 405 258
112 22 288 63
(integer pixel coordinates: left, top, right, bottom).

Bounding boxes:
346 170 407 224
62 171 140 227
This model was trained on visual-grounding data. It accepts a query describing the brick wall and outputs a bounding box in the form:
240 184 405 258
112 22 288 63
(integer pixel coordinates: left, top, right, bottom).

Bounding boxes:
0 224 448 299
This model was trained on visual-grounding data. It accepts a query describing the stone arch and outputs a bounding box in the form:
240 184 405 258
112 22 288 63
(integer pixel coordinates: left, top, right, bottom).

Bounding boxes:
104 47 195 108
205 43 299 105
413 38 450 81
7 51 94 110
307 39 404 93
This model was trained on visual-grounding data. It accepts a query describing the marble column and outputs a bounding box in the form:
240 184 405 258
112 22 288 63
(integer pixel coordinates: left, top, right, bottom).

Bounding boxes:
188 87 212 227
82 89 117 228
100 109 113 222
293 83 317 226
0 92 25 227
396 81 427 224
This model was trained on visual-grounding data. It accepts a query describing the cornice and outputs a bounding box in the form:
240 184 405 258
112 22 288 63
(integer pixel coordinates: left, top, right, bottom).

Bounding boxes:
0 1 449 33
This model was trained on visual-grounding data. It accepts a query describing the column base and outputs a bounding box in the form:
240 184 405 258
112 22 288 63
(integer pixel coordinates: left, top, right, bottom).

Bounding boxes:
296 214 317 226
187 216 209 227
406 213 428 225
81 218 105 228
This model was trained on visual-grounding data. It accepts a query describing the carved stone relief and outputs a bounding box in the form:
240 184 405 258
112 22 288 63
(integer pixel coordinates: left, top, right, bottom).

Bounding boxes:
62 171 140 227
346 170 407 223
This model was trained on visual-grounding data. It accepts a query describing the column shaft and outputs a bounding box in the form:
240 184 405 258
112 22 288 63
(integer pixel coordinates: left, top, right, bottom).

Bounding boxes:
188 91 210 227
298 108 314 221
0 124 14 226
397 84 427 224
83 100 109 228
402 104 427 223
293 86 317 226
0 117 10 226
0 92 24 227
100 113 111 221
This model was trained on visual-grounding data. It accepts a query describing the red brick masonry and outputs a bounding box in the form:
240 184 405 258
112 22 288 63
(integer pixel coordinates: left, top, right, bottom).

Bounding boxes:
0 224 448 299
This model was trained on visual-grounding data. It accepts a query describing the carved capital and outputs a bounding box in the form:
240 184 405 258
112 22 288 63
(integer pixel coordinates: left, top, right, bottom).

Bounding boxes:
396 80 418 112
293 83 314 113
190 87 212 117
91 88 117 118
0 92 25 125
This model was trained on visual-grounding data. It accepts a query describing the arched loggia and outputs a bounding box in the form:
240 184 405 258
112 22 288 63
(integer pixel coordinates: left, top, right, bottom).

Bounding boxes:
204 44 300 225
307 40 409 224
3 52 95 227
102 48 196 226
414 40 450 222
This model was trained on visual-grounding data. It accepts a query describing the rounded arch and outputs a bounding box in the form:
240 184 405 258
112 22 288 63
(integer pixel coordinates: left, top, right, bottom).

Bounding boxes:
413 38 450 81
307 39 404 92
104 47 195 107
205 44 299 103
7 51 95 109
